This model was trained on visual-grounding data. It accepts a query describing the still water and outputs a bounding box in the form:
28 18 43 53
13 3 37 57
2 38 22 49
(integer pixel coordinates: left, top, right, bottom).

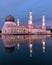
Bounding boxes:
0 35 52 65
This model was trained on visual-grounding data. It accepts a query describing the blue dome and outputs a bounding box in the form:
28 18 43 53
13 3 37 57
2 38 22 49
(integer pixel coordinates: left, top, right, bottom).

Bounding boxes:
5 15 15 22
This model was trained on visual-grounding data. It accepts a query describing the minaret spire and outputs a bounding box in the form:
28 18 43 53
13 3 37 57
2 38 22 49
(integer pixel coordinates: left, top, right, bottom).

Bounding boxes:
28 12 32 25
17 19 20 26
42 16 46 30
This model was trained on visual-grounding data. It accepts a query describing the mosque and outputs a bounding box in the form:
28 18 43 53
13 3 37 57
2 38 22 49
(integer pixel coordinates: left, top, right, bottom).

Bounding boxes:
2 12 50 34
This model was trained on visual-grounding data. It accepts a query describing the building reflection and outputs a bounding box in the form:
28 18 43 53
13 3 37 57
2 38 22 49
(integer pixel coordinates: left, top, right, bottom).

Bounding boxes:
28 35 33 57
5 46 15 53
29 43 32 57
1 35 49 55
2 35 16 53
17 43 20 49
41 36 46 53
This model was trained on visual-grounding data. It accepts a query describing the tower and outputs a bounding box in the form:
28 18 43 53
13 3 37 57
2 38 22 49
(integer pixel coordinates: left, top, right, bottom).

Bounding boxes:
17 19 20 33
28 12 32 25
42 16 46 30
28 12 33 33
17 19 20 26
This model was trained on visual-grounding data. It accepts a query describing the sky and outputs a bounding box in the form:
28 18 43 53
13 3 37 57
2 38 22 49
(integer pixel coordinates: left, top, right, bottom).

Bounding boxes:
0 0 52 29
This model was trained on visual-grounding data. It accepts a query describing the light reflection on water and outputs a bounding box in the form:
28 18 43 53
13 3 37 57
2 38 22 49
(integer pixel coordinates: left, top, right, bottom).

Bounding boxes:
0 35 52 65
2 35 47 54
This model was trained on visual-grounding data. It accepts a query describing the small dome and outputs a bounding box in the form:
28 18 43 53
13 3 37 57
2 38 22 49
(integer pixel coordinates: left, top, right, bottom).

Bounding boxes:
5 15 15 22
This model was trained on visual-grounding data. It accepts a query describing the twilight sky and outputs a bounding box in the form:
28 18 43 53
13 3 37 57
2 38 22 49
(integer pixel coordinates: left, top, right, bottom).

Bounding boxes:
0 0 52 29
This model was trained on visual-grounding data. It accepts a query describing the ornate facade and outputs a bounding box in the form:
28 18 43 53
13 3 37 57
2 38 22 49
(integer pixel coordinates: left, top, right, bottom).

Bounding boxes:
2 12 49 34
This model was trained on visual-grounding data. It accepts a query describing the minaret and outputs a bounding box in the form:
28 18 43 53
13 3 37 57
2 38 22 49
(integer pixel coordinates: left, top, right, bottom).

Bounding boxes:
28 12 32 25
28 12 33 33
17 19 20 26
17 19 20 33
42 16 46 30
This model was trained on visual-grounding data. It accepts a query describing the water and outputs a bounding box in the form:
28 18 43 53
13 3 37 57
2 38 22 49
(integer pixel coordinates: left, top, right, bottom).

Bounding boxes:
0 35 52 65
